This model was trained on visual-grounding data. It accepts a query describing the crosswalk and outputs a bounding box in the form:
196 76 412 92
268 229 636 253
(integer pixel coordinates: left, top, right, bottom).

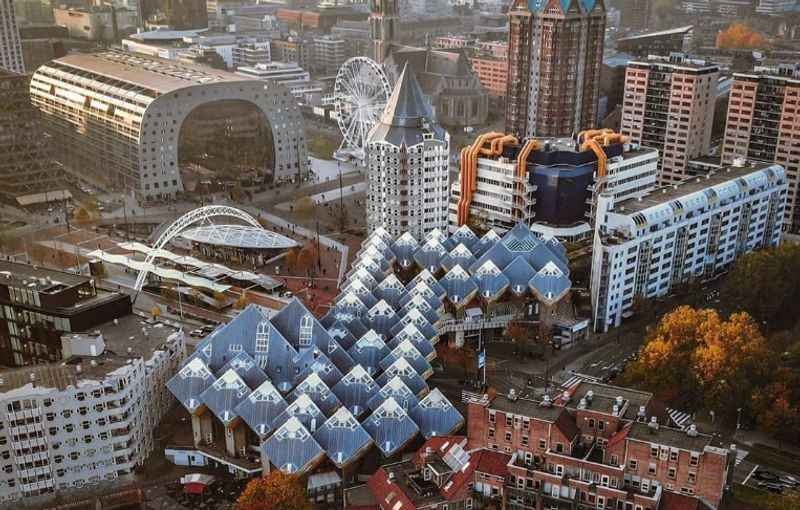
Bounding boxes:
667 408 693 430
560 373 601 390
735 447 749 466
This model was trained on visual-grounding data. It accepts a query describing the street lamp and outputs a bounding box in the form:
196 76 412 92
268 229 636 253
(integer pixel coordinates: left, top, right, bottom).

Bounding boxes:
736 407 742 431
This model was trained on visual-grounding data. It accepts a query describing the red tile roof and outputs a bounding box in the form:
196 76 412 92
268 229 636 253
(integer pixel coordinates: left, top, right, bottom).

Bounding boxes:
368 468 416 510
552 409 580 441
471 449 511 478
607 422 631 449
660 491 713 510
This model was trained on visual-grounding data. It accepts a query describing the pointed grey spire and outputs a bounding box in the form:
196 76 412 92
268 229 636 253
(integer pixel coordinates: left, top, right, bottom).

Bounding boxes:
380 62 434 128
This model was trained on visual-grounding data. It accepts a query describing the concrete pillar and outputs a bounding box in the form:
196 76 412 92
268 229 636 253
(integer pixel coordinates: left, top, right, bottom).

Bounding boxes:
199 413 214 445
225 425 236 457
191 414 202 446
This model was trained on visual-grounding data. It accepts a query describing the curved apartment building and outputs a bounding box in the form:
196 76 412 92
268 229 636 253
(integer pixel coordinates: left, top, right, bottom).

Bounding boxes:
30 51 308 199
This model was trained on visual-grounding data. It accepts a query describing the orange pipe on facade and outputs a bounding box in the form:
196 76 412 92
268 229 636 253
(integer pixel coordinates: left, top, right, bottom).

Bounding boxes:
600 133 629 146
516 138 540 179
488 134 519 155
457 132 504 226
577 128 613 144
513 138 540 220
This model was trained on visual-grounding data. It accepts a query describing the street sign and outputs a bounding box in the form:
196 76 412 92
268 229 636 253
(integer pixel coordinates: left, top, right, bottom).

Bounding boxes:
478 350 486 369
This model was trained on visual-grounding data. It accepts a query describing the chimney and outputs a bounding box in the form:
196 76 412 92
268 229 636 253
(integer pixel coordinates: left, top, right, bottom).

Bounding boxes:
578 398 587 409
648 416 659 433
508 388 517 401
586 390 594 402
638 405 646 418
541 395 552 407
686 424 698 437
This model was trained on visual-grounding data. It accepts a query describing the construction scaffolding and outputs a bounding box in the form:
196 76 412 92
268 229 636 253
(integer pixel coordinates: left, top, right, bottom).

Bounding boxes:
0 69 60 200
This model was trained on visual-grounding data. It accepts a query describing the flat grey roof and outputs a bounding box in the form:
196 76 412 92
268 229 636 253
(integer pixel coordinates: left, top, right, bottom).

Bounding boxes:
628 422 712 452
0 260 90 292
489 395 564 422
0 314 180 394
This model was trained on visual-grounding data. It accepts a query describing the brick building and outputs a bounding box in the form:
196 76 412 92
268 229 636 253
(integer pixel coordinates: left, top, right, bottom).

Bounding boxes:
466 382 731 509
344 436 512 510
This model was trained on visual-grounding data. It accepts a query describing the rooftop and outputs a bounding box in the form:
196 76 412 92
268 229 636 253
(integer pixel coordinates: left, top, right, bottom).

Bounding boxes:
627 422 713 452
50 51 252 95
608 162 782 215
618 25 693 42
628 53 719 72
0 313 181 395
568 381 653 420
489 394 566 423
0 260 89 293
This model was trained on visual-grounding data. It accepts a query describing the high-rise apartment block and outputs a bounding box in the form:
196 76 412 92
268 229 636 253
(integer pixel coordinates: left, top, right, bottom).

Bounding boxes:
366 64 450 239
591 162 786 332
0 316 185 503
0 70 61 199
0 0 25 73
505 0 605 138
722 64 800 231
621 54 718 184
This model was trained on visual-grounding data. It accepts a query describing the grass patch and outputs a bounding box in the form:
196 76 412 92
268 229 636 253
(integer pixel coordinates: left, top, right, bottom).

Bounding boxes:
308 134 339 160
728 484 800 510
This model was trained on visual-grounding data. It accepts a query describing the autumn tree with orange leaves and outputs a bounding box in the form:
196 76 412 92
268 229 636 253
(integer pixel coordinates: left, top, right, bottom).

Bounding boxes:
716 23 769 50
620 306 771 423
235 471 311 510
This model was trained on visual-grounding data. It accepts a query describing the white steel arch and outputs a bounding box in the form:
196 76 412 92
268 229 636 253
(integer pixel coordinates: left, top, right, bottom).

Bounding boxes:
133 205 263 293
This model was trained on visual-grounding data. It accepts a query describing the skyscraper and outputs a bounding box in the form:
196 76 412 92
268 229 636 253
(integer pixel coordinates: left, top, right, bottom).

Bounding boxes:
505 0 605 138
366 64 450 239
621 54 718 184
369 0 398 64
721 64 800 231
0 0 25 73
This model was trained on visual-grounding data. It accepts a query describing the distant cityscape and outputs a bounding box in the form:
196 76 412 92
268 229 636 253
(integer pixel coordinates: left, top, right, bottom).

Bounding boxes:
0 0 799 509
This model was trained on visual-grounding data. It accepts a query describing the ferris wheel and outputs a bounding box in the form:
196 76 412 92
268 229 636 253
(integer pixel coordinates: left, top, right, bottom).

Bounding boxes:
334 57 392 158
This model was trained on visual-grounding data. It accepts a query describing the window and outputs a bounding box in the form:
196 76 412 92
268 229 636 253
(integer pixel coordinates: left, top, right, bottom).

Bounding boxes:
504 432 512 443
521 436 529 446
589 418 595 428
489 411 496 423
650 446 658 458
299 315 313 347
488 428 495 438
689 453 699 466
466 498 473 510
539 439 547 449
669 450 678 462
628 459 638 470
688 471 696 484
598 421 605 431
506 415 513 426
610 454 619 465
555 443 564 453
668 467 677 479
648 463 656 475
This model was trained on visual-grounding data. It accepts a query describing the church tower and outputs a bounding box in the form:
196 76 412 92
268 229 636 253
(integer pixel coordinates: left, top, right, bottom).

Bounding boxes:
369 0 398 64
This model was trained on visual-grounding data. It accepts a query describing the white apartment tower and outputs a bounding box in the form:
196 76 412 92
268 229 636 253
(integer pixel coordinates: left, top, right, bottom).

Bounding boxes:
0 0 25 73
591 161 787 332
366 63 450 239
